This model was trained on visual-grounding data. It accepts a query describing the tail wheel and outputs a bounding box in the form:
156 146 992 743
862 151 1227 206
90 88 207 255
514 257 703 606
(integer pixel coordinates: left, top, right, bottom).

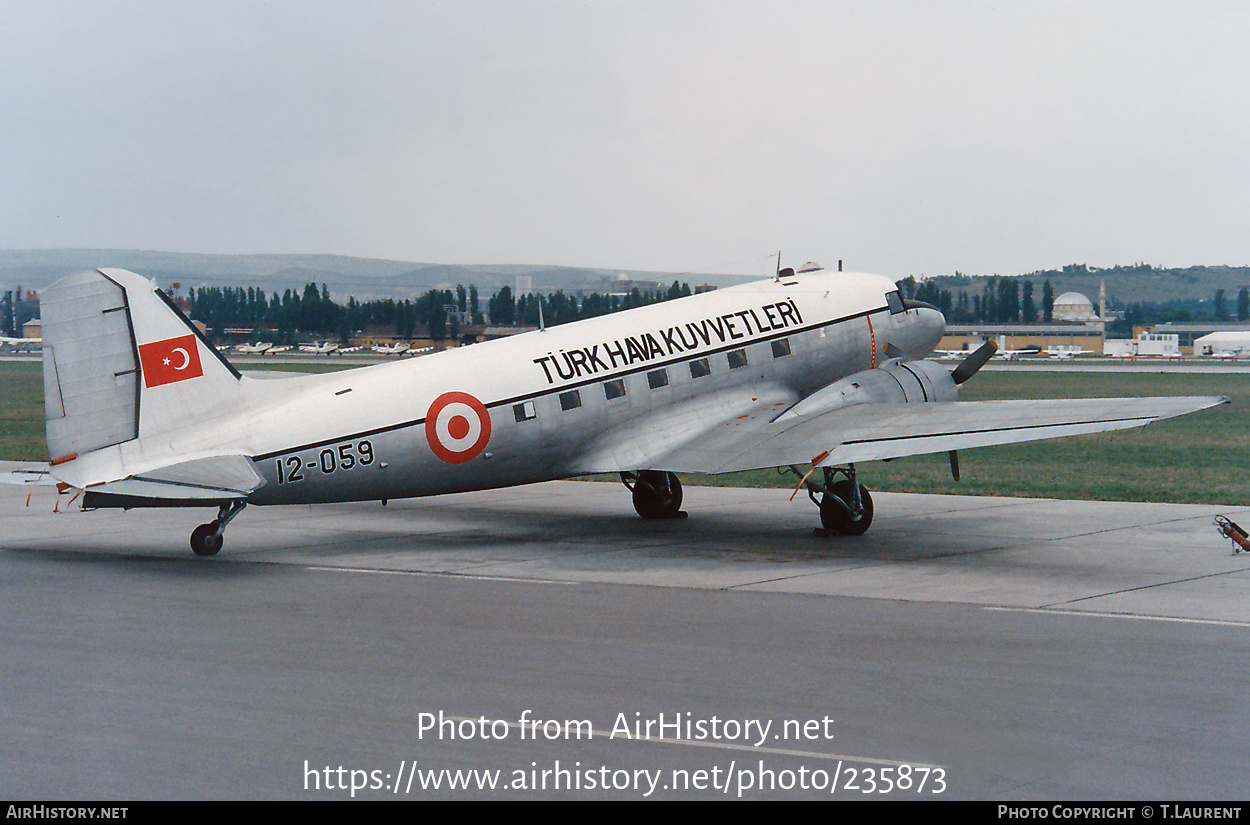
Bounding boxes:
819 481 873 535
632 470 683 519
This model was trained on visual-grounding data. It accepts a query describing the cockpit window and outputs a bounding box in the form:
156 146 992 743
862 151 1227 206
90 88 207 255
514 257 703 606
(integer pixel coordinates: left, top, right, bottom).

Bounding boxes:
886 291 906 314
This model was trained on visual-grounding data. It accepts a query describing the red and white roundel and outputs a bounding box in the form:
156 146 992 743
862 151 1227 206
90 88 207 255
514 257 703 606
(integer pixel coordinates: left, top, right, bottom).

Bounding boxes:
425 391 492 464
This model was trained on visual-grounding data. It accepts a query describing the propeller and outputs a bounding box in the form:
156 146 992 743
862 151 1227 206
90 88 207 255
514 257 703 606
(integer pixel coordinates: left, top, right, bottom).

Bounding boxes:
945 340 997 481
950 339 998 385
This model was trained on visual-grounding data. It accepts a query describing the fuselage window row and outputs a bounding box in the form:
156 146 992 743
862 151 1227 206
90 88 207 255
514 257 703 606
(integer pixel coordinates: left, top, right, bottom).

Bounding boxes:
542 337 801 418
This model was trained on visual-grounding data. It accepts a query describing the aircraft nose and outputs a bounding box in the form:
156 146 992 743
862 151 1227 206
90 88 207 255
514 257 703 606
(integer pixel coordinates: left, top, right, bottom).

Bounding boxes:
917 305 946 353
899 304 946 358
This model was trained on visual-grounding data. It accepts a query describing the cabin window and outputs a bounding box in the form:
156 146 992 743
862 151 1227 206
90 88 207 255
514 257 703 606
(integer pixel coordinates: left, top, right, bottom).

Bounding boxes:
727 349 748 369
886 291 905 314
771 338 791 358
513 401 536 422
647 369 669 389
689 358 711 378
559 390 582 411
604 379 627 400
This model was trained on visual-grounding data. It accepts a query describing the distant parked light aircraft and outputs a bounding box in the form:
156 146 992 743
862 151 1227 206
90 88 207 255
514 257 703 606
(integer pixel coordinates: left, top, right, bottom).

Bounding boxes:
10 266 1226 556
298 342 339 354
996 344 1042 361
0 335 41 352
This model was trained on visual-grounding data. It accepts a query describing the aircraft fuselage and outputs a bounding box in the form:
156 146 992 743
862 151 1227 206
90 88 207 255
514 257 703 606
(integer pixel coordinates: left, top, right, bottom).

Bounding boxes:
229 272 944 505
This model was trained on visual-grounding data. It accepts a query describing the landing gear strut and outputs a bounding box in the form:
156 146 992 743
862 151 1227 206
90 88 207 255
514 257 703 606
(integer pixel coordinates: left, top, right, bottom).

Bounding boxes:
789 463 874 536
622 470 686 519
190 501 246 557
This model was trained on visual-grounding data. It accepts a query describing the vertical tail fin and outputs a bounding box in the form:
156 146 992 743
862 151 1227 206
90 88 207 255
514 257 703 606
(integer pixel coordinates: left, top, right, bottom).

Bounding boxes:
41 268 242 459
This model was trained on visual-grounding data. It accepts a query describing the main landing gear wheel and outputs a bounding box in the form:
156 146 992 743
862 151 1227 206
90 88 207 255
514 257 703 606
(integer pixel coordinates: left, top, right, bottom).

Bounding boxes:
791 463 873 537
819 481 873 536
625 470 685 519
189 501 246 557
190 523 224 557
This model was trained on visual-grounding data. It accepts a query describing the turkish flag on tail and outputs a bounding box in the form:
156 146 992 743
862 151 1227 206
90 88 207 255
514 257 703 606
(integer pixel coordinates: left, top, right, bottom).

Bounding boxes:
138 334 204 388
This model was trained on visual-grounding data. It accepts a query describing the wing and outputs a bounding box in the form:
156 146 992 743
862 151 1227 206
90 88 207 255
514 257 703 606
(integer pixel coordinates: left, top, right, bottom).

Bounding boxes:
647 395 1229 473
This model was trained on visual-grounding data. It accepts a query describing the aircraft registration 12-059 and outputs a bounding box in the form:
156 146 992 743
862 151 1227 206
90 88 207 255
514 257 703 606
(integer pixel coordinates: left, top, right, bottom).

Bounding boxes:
7 266 1228 556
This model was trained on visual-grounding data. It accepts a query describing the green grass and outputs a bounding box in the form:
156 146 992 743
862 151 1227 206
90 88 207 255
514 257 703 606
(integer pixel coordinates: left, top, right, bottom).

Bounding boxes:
0 362 46 462
3 361 1246 504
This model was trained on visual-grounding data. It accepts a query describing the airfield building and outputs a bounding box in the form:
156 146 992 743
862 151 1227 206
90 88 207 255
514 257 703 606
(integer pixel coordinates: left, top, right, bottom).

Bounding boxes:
1136 322 1250 354
939 323 1105 354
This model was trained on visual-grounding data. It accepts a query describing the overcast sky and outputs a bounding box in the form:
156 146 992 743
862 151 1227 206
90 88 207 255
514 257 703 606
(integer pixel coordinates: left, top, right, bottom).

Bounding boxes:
3 1 1247 278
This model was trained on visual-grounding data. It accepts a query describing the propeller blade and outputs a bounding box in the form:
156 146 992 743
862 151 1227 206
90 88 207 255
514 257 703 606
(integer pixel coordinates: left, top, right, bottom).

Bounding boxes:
951 340 998 385
949 450 960 482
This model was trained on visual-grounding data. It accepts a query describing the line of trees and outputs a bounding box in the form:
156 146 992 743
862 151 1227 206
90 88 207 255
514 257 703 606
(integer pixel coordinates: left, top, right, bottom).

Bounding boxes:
188 280 696 343
1107 287 1250 335
897 276 1057 323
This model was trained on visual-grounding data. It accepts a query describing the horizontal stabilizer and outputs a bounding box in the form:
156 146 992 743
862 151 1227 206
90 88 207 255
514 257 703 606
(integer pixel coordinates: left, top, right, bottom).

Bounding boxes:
81 454 266 505
0 463 59 487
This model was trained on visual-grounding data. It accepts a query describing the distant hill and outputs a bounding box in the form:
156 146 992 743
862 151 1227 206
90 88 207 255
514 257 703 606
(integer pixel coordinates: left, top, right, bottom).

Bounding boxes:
0 249 755 301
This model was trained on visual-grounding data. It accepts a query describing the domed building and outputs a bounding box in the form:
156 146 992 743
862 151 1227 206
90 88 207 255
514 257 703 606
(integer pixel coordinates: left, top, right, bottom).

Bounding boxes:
1053 291 1098 322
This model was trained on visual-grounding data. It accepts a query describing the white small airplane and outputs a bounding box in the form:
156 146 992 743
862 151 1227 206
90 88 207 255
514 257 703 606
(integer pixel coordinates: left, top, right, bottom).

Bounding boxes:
996 345 1041 361
372 342 410 355
299 342 339 354
1047 346 1093 360
233 342 272 354
13 267 1227 556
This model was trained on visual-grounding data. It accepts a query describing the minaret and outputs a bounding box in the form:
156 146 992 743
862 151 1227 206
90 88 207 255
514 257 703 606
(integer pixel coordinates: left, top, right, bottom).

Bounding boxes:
1099 279 1106 320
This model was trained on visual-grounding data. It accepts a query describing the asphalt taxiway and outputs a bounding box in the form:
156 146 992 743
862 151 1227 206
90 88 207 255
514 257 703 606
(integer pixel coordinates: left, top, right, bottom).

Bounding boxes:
3 472 1249 799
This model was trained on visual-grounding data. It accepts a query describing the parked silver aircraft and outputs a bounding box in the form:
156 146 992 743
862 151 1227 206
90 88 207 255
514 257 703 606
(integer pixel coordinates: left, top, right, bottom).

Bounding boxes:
20 267 1226 556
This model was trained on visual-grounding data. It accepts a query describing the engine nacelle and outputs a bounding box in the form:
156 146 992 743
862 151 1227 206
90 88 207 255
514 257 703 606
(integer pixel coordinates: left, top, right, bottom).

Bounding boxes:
777 360 959 421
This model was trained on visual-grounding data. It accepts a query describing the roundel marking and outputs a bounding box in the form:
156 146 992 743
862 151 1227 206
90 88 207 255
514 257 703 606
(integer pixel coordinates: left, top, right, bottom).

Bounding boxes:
426 391 492 464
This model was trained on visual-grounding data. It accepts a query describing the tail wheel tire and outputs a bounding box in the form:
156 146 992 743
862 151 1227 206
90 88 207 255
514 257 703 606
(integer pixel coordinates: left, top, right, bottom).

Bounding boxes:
633 471 683 519
819 481 873 535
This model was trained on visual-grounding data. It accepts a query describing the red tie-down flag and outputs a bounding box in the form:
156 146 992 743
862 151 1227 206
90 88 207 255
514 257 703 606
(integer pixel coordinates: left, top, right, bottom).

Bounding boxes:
138 334 204 388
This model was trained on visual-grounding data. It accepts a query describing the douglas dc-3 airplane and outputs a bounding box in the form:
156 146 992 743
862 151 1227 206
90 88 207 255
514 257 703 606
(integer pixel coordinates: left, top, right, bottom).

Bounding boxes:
14 266 1227 556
